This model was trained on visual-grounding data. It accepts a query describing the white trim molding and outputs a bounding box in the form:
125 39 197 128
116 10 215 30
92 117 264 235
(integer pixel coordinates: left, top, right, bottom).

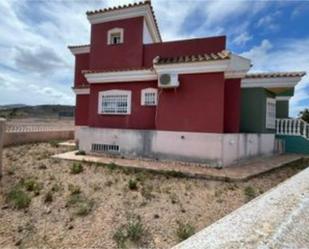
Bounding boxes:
107 27 124 45
85 69 157 83
68 46 90 55
241 76 302 88
73 88 90 95
276 96 292 101
87 4 161 43
141 88 158 106
98 89 132 115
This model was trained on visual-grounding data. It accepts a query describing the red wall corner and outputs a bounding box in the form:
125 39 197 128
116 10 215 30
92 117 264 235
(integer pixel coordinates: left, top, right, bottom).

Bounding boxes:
75 95 89 126
224 79 241 133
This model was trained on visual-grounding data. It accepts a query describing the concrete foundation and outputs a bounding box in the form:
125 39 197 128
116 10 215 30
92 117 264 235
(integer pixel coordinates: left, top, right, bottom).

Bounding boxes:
76 127 275 167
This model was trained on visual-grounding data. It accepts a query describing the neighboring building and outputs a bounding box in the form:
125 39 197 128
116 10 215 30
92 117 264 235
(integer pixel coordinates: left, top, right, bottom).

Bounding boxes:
69 1 307 167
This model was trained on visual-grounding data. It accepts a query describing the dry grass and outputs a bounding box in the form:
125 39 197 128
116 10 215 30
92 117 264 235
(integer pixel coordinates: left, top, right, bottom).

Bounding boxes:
0 143 307 249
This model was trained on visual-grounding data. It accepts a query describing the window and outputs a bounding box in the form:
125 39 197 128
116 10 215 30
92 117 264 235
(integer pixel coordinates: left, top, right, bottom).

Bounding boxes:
141 88 158 106
266 98 276 129
98 90 131 115
107 28 124 45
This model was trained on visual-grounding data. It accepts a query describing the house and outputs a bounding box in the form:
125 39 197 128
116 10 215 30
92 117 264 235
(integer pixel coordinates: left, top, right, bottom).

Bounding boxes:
69 1 307 167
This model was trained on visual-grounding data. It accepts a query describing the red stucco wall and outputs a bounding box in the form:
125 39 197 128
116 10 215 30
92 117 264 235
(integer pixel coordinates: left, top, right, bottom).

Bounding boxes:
156 73 225 133
88 82 157 129
143 36 226 67
224 79 241 133
74 53 89 88
89 17 144 71
75 95 89 126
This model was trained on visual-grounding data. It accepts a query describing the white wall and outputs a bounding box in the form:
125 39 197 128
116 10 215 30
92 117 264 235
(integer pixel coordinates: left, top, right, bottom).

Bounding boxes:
76 127 275 167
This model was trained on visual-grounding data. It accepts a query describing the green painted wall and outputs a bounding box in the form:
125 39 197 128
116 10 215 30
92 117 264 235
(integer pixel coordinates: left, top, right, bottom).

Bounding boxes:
276 135 309 154
276 100 289 118
240 88 275 133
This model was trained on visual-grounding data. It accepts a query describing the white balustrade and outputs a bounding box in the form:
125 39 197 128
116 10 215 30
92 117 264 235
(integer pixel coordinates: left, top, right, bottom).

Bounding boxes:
276 118 309 140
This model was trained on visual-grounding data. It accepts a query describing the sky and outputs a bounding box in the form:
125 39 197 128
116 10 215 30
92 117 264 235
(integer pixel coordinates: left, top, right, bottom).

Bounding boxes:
0 0 308 117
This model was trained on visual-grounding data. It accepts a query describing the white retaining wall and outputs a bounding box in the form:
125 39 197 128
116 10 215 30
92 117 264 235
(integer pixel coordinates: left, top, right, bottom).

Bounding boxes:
76 127 275 167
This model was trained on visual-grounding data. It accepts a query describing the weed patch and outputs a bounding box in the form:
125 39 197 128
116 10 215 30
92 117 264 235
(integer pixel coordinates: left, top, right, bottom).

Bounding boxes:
70 163 83 174
176 221 195 242
7 186 31 209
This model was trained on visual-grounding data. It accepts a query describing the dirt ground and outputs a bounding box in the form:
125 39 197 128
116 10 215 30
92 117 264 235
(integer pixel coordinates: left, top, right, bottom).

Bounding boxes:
0 143 307 249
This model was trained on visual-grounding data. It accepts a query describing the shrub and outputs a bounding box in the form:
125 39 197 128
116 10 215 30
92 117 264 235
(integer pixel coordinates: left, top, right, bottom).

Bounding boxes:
68 184 81 195
113 215 145 248
75 150 86 156
7 187 31 209
75 201 94 216
22 179 41 195
70 163 83 174
141 184 154 200
106 162 117 171
44 191 53 203
49 140 59 148
127 215 144 242
244 186 256 201
113 226 127 249
128 179 138 190
66 193 94 216
176 221 195 241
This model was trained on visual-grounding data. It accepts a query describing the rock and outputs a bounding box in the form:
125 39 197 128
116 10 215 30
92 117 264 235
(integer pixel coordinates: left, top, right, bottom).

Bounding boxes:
68 224 74 230
154 214 160 219
1 204 9 210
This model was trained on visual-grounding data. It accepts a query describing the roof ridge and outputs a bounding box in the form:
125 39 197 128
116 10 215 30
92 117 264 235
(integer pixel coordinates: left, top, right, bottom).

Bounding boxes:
85 1 161 41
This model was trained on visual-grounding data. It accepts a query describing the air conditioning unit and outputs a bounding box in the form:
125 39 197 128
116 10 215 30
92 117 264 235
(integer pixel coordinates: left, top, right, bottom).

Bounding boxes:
158 73 179 88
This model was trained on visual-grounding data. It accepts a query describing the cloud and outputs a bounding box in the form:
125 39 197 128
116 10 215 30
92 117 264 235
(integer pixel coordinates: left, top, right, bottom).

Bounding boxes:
255 11 281 31
241 38 309 117
232 32 252 46
14 46 69 74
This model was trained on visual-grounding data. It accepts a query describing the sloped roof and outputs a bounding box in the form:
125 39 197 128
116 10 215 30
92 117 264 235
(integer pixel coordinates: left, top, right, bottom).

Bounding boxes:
245 72 306 78
86 1 161 41
153 50 231 65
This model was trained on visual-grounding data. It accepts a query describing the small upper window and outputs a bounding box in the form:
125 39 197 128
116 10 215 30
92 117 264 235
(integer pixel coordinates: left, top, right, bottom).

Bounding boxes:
266 98 276 129
107 28 124 45
141 88 158 106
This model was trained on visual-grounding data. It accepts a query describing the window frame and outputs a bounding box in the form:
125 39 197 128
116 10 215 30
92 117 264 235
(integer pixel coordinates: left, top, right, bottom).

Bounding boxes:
98 90 131 115
107 28 124 45
141 88 158 106
266 97 276 129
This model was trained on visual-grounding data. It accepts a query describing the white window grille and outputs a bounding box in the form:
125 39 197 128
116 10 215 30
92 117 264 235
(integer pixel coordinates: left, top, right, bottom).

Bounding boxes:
141 88 158 106
98 90 131 115
107 28 124 45
266 98 276 129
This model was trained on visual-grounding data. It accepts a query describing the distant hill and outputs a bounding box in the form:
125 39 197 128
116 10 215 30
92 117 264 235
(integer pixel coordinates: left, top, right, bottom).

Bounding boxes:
0 105 75 119
0 104 27 110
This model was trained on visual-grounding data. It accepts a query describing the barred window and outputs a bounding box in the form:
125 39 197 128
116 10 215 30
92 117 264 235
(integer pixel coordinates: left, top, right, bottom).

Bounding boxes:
141 88 157 106
266 98 276 129
107 28 124 45
98 90 131 115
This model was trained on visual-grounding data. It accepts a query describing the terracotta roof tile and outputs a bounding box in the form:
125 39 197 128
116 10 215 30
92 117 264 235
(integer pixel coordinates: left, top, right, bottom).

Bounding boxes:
153 50 230 65
83 67 153 74
86 1 161 41
245 72 306 78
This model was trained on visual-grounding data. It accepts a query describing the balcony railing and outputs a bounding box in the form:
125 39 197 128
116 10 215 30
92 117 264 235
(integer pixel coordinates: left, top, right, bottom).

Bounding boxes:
276 118 309 139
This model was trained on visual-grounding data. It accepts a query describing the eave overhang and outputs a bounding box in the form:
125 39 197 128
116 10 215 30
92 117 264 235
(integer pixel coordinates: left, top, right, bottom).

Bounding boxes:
241 72 306 88
68 45 90 55
72 87 90 95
